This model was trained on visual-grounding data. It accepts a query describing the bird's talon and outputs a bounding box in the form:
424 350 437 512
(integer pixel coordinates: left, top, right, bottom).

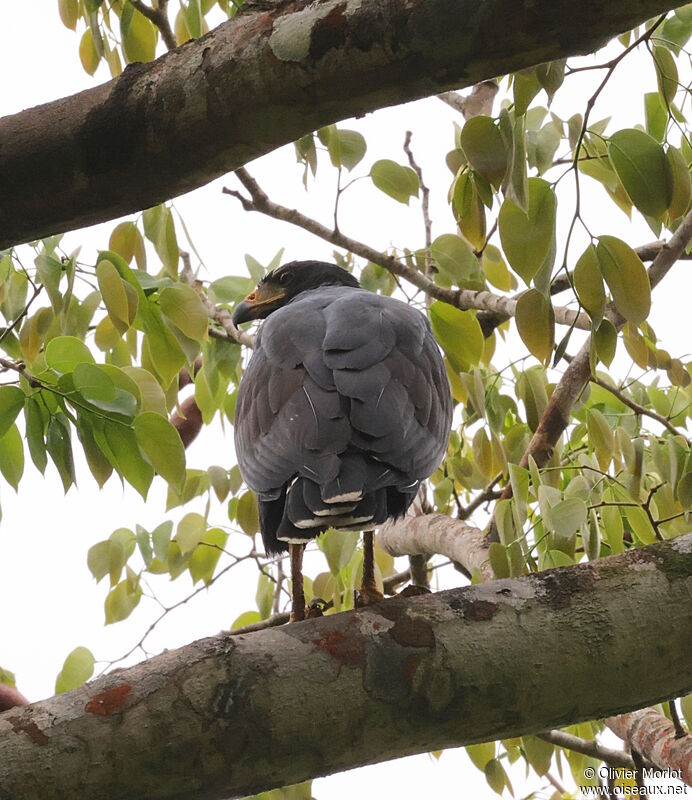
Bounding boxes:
354 586 386 608
397 584 431 598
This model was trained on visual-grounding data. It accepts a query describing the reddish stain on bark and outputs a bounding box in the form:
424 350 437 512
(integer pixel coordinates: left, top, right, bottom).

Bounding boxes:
8 717 49 746
313 628 365 666
85 683 132 716
402 654 422 683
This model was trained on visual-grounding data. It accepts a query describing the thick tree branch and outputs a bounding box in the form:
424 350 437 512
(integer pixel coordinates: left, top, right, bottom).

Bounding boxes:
0 0 682 248
226 168 591 329
1 534 691 800
379 514 494 581
605 709 692 784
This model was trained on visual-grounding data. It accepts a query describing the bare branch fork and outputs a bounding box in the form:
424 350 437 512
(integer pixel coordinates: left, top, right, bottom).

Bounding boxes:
223 168 592 330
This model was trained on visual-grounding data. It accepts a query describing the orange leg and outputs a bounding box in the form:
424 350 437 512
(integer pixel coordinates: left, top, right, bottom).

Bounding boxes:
356 531 385 607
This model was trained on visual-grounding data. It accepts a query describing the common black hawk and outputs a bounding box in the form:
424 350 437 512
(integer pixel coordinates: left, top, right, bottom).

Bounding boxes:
232 261 452 620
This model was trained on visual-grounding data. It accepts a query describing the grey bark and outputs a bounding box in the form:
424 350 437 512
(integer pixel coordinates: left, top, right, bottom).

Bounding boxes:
0 0 681 249
1 534 691 800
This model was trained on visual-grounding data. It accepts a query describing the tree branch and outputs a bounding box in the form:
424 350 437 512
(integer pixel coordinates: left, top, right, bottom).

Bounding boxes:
1 0 682 248
379 514 494 581
589 372 688 441
129 0 177 52
1 534 691 800
225 168 591 330
537 729 642 771
605 708 692 784
493 205 692 511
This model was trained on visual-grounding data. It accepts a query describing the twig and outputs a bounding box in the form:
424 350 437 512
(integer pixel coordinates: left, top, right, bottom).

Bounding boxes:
403 131 433 279
223 169 591 331
589 373 687 441
438 81 499 119
129 0 177 52
229 611 291 635
537 729 643 770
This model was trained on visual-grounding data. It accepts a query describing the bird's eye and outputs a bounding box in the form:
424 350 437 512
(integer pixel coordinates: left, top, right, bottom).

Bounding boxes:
279 272 292 285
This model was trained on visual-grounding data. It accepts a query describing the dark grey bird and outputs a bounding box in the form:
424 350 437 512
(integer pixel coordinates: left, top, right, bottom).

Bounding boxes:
232 261 452 621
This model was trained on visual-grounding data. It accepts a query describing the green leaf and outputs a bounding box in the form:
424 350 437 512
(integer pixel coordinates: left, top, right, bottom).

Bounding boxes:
482 245 514 292
87 540 110 582
513 69 541 115
498 178 556 284
182 0 203 38
152 520 174 561
25 396 47 473
515 289 555 364
429 301 484 372
96 420 154 499
466 742 495 771
55 647 95 694
45 336 94 374
73 364 138 419
453 172 486 249
46 417 76 493
189 527 228 585
593 319 617 367
121 367 168 415
369 159 419 204
109 221 146 268
644 92 667 142
134 411 185 490
666 146 692 220
587 408 614 471
208 466 231 502
121 6 157 64
0 386 25 438
237 490 259 535
608 129 673 218
596 236 651 324
430 234 479 284
256 571 274 620
485 758 509 796
653 45 678 105
75 413 113 488
460 117 507 188
97 259 137 334
488 542 510 578
327 129 367 171
625 506 657 545
536 59 566 102
522 735 553 776
176 512 207 556
79 28 100 75
574 244 605 323
318 529 359 575
547 498 587 551
105 577 142 624
0 424 24 490
35 253 64 313
159 284 208 341
59 0 79 29
209 275 254 304
231 610 261 630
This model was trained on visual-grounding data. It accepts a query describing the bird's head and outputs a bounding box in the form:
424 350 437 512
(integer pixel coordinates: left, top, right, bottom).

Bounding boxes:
231 261 360 326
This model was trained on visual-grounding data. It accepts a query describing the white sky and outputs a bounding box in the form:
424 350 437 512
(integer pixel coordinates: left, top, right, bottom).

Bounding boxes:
0 5 689 799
